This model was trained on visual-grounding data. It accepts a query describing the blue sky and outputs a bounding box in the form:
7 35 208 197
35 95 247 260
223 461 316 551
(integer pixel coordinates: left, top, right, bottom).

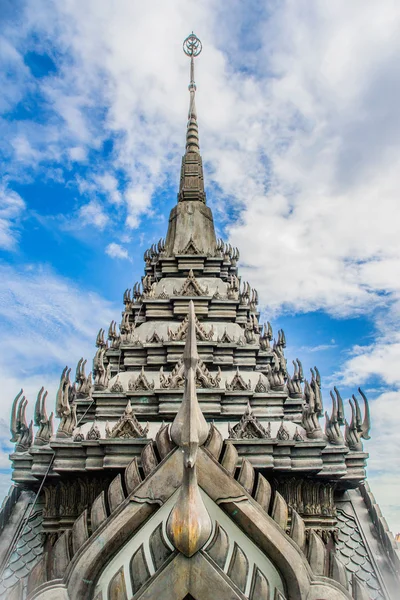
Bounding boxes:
1 0 400 533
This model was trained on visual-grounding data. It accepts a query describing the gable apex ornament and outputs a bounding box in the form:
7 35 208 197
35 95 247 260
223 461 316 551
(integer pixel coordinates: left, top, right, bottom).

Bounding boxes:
106 400 149 439
228 403 271 439
167 299 212 556
173 269 209 297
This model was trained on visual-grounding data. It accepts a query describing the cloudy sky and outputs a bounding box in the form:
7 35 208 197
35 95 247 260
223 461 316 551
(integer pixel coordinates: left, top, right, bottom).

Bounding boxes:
1 0 399 533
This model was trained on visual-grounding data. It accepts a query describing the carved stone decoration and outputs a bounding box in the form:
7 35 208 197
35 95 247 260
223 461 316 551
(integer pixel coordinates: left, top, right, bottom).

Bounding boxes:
110 375 124 393
250 567 270 599
228 403 271 439
32 387 53 446
149 523 173 571
173 269 209 296
205 522 229 569
106 401 149 439
130 544 151 594
325 389 344 445
275 478 336 519
287 359 304 398
344 389 371 452
254 374 269 393
128 366 155 391
301 380 325 440
167 301 212 557
310 367 323 414
10 388 33 451
227 542 249 593
157 285 169 300
259 321 273 351
168 313 214 341
73 427 85 442
146 331 164 344
179 235 202 255
108 320 121 349
213 286 224 300
75 358 93 398
293 427 304 442
93 348 111 390
266 345 287 391
218 328 234 343
86 421 101 441
226 368 252 392
108 567 128 600
276 420 290 441
160 359 221 389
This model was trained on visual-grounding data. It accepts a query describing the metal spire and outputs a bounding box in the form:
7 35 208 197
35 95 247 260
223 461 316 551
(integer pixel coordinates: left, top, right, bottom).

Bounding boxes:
183 32 202 154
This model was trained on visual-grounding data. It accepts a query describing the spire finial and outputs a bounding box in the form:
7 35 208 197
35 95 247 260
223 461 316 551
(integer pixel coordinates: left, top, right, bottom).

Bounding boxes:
183 32 202 154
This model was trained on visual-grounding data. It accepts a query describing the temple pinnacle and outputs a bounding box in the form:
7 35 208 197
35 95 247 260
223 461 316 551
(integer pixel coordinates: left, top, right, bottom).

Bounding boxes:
183 32 202 154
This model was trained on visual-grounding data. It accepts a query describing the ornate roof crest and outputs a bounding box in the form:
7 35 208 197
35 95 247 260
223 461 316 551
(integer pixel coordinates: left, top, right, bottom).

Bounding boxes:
228 403 271 439
173 269 209 296
168 313 214 341
160 359 221 389
128 366 155 392
105 401 149 439
226 368 252 391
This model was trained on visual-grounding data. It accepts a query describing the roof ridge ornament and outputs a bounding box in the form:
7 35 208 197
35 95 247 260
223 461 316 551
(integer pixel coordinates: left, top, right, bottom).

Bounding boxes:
167 300 212 557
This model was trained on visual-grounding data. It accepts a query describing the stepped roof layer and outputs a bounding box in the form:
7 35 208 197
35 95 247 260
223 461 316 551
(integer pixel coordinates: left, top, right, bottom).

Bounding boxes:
1 32 399 600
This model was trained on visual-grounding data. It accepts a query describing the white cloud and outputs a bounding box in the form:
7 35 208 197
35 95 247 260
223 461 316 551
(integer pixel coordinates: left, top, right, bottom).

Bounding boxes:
0 263 119 497
0 185 25 249
78 200 109 229
105 242 130 260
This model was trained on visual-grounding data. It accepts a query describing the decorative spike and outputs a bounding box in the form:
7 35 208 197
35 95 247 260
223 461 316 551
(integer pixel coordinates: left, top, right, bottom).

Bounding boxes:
10 389 23 443
166 299 211 557
352 395 363 430
334 386 345 425
221 441 238 475
290 510 306 552
170 301 209 467
237 458 255 494
358 388 371 440
34 387 44 427
271 492 288 530
308 530 326 576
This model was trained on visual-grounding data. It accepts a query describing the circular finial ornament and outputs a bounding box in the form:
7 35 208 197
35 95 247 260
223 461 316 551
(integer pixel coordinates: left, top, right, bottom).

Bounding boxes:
183 32 202 57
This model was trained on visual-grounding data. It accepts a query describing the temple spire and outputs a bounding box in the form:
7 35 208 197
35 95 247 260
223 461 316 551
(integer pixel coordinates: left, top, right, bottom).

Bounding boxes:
178 33 206 202
185 36 200 153
164 33 217 255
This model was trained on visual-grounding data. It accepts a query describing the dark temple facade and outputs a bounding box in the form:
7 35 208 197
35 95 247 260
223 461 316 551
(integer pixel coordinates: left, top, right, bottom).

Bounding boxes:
0 33 399 600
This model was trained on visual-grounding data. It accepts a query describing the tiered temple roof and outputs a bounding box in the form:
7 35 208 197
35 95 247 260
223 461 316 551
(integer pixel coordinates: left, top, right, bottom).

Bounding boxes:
0 32 399 600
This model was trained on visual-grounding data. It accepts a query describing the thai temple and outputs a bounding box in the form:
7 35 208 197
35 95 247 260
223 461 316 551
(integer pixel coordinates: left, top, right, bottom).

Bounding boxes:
0 33 399 600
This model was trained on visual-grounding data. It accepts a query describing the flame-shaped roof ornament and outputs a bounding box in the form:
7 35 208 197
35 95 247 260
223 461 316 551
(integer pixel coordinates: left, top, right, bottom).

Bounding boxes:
167 300 212 556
